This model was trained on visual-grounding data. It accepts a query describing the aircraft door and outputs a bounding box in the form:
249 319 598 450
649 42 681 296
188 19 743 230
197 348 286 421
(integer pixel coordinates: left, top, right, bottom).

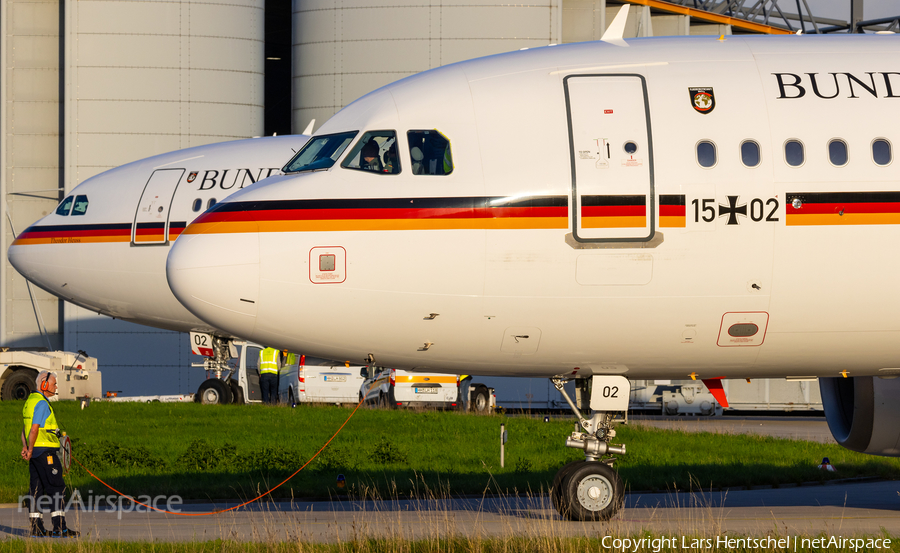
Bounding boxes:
565 75 654 243
132 168 184 245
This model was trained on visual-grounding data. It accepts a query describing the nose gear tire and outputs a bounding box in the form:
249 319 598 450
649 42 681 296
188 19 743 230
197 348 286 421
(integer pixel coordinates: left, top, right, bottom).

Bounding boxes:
196 379 233 405
562 461 624 521
550 459 585 517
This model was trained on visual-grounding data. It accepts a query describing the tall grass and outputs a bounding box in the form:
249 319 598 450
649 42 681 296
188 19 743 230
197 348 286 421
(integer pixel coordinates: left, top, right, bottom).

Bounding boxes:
1 402 898 503
0 535 896 552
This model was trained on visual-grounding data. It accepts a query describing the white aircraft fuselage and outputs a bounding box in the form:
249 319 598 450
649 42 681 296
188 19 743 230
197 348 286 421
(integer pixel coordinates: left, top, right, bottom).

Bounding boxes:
9 135 308 333
167 35 900 380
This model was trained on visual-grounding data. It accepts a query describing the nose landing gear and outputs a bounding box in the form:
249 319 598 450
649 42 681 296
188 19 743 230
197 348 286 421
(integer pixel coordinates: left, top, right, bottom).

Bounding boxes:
550 375 629 521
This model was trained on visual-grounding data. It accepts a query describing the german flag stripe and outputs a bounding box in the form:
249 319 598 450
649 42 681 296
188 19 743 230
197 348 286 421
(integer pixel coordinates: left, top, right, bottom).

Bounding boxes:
787 192 900 226
580 195 646 229
582 216 646 228
186 196 570 234
12 222 187 245
660 194 686 228
209 196 568 213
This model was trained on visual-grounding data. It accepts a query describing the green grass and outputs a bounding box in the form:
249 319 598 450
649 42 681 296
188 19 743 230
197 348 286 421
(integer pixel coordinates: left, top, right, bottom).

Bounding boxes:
1 402 899 504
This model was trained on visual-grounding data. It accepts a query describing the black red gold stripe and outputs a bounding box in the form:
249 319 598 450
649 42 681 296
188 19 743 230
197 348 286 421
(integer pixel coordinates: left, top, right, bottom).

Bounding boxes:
12 222 187 245
659 195 686 228
184 196 570 234
786 192 900 226
580 195 646 228
134 222 165 243
14 223 131 245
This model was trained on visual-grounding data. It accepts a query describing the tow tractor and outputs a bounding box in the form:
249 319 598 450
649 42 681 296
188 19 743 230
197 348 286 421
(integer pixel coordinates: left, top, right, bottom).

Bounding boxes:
0 348 101 401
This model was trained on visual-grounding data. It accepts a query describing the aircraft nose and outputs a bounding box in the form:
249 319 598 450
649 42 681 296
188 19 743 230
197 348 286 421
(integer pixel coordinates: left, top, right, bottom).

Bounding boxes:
8 223 61 292
166 223 261 337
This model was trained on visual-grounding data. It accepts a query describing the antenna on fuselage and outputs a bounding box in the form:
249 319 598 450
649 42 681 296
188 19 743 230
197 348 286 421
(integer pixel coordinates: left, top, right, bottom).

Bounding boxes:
601 5 630 47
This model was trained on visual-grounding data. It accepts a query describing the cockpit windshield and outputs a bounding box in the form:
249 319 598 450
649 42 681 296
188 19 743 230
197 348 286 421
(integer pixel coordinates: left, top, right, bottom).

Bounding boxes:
282 131 358 173
56 196 74 216
341 131 400 174
408 130 453 175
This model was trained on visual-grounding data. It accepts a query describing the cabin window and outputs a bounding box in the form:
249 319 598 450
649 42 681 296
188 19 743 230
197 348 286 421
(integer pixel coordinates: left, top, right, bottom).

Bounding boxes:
207 198 217 210
56 196 74 216
282 131 358 173
828 139 848 167
740 140 761 168
71 195 89 216
872 139 892 166
784 140 804 167
192 199 202 212
408 130 453 175
340 131 400 174
696 141 717 168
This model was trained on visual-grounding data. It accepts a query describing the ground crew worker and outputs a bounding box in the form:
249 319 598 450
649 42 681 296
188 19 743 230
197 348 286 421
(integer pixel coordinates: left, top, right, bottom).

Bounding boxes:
459 374 473 411
259 347 280 404
21 371 79 538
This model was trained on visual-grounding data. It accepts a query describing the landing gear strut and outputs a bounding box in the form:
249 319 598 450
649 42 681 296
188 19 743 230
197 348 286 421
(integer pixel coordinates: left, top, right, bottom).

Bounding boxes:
550 375 628 521
192 336 237 405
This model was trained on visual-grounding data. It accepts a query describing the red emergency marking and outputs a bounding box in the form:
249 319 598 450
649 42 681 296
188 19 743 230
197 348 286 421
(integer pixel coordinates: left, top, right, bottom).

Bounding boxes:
604 109 613 114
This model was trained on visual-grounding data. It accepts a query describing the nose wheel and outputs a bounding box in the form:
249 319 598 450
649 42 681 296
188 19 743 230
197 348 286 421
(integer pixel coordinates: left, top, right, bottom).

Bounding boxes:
553 461 624 521
549 375 629 521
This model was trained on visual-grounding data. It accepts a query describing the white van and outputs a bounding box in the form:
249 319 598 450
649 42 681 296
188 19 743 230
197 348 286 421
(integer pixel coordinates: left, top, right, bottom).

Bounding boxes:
279 355 367 406
360 367 460 409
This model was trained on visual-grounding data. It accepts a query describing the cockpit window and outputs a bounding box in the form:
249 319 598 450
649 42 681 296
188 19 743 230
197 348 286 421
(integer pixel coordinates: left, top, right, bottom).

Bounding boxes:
71 195 89 216
56 196 74 216
408 130 453 175
341 131 400 174
282 131 358 173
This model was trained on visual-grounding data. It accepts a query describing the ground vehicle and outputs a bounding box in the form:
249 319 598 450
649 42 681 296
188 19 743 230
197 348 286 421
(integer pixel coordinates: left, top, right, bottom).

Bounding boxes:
278 356 366 406
360 368 495 412
360 368 459 409
459 379 496 413
0 349 101 401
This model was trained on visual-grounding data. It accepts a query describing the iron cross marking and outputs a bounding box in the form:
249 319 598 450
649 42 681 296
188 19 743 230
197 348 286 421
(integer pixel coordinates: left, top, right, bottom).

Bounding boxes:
718 196 747 225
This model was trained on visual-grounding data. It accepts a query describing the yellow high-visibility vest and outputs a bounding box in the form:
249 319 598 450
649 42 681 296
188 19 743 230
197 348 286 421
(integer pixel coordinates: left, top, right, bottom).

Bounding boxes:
23 392 60 449
259 347 280 374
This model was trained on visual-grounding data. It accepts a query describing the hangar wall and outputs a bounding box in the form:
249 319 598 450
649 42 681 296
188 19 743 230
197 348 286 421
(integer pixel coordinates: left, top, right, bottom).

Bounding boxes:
292 0 564 133
2 0 264 395
61 0 265 396
291 0 728 132
1 0 65 352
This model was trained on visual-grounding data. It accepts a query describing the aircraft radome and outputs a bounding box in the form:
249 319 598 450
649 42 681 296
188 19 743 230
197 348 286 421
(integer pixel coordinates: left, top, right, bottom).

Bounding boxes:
8 133 310 342
165 19 900 520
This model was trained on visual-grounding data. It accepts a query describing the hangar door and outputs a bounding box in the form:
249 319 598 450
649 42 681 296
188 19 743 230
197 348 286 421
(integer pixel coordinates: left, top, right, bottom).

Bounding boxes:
132 169 184 245
565 74 655 243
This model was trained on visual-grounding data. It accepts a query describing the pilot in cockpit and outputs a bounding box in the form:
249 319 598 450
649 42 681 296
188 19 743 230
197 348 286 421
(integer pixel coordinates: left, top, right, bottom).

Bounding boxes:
360 141 383 172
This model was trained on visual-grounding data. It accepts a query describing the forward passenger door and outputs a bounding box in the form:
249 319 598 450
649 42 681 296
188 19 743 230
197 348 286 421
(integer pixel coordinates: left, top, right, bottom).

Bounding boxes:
564 74 655 243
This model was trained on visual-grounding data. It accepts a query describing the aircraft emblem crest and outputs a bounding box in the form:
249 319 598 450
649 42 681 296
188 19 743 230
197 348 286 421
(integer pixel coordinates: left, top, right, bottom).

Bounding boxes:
187 171 198 183
689 87 715 114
